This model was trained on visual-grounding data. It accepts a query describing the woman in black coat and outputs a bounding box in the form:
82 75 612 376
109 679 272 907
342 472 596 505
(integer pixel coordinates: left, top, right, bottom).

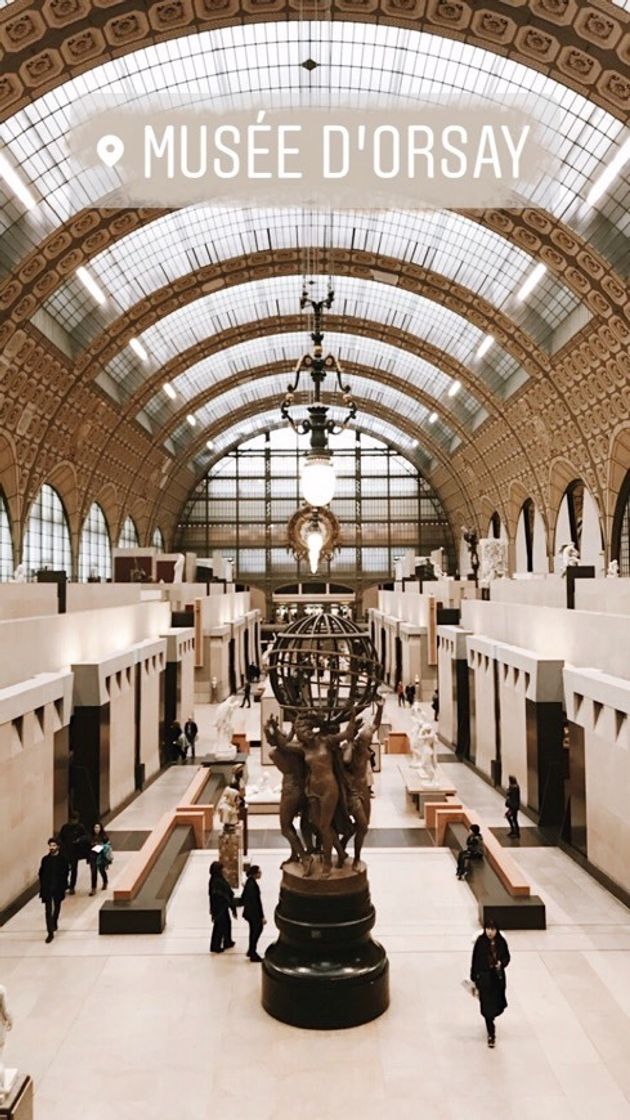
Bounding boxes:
470 920 511 1047
240 865 265 962
209 861 237 953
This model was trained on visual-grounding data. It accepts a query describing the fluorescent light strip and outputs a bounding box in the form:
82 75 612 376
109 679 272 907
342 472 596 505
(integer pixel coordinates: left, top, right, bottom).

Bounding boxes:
586 136 630 208
163 382 177 400
476 334 494 359
129 337 148 361
187 413 197 428
0 150 36 210
447 379 461 398
76 265 107 307
515 263 547 303
428 411 438 425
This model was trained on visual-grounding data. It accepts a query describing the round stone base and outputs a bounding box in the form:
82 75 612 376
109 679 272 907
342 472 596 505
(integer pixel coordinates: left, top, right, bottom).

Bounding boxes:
261 859 389 1029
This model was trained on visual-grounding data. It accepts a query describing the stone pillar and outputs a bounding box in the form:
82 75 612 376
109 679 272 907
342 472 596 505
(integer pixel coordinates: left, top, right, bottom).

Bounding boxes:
160 628 195 730
436 625 472 756
71 650 137 823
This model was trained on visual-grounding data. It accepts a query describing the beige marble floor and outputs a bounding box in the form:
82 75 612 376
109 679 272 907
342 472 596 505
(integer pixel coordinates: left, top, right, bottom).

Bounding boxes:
3 693 630 1119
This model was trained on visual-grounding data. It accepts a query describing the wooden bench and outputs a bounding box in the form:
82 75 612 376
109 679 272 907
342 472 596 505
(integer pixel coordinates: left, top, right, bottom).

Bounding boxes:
436 805 546 929
99 768 226 934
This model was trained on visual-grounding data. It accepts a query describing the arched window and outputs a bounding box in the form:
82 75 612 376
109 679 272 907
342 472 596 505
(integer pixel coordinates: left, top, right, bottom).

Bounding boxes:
152 526 165 551
118 516 139 548
79 503 112 581
489 512 502 539
23 484 72 579
0 491 13 581
612 471 630 577
520 499 535 572
555 480 603 571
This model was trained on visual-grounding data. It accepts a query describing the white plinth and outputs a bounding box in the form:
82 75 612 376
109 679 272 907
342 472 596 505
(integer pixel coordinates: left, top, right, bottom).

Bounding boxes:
0 1068 18 1098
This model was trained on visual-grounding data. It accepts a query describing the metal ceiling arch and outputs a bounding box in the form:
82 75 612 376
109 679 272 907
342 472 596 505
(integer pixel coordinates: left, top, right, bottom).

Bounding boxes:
126 314 496 422
151 363 473 448
0 16 628 280
141 390 490 536
0 204 623 335
74 248 552 384
0 0 628 130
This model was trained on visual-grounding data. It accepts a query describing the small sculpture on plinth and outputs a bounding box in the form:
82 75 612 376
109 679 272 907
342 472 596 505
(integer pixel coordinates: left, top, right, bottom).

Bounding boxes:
217 786 241 830
173 553 185 583
560 542 580 576
10 563 26 583
212 695 240 759
0 984 15 1098
462 527 480 587
607 559 620 578
478 538 508 586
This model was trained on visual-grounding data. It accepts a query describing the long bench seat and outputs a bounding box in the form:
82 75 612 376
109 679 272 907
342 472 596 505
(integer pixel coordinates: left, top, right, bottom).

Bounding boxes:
99 767 227 934
445 822 546 930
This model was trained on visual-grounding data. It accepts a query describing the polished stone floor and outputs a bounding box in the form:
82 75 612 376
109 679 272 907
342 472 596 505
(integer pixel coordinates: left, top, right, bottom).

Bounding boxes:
2 694 630 1119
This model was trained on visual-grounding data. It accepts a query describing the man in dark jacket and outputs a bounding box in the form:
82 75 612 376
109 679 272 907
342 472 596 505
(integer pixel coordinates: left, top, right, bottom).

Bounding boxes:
505 775 521 838
239 865 265 962
39 838 69 943
470 920 511 1047
58 812 89 894
184 716 198 760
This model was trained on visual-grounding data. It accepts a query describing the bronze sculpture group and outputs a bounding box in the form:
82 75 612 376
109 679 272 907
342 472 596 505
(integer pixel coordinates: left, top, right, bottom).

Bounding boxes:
264 695 384 877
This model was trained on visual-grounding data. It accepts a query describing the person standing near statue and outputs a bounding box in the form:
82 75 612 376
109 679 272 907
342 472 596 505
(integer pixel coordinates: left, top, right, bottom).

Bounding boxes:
38 838 69 943
470 920 511 1047
505 775 521 838
184 715 198 760
209 861 237 953
239 865 265 962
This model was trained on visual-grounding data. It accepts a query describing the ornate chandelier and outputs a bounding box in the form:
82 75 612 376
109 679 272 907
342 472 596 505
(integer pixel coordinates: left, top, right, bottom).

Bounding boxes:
286 505 341 576
281 284 357 508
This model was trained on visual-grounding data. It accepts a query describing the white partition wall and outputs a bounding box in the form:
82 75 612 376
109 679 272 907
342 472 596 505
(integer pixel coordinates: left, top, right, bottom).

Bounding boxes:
0 671 73 914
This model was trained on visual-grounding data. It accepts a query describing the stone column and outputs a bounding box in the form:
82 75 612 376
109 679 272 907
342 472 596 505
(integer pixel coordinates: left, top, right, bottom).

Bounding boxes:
436 625 472 756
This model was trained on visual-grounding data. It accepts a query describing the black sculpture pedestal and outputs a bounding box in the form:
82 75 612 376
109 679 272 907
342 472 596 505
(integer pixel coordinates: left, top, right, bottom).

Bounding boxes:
262 860 389 1029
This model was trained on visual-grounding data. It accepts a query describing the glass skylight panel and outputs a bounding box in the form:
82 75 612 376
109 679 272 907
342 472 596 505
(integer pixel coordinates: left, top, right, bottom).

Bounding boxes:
1 21 628 277
41 206 579 350
137 328 475 429
168 371 455 453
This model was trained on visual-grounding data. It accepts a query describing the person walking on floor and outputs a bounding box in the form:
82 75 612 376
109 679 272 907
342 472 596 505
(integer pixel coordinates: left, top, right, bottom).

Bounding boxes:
184 715 198 760
431 688 440 721
405 683 416 707
239 865 265 962
240 681 251 709
88 822 113 895
58 811 89 894
505 775 521 838
396 680 405 707
169 720 186 763
470 920 511 1047
209 861 237 953
38 838 69 943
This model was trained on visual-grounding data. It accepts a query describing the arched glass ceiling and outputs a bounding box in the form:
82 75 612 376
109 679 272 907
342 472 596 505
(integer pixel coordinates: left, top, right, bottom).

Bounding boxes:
108 282 517 413
136 330 474 434
0 23 627 272
167 372 456 459
189 408 429 478
43 208 579 351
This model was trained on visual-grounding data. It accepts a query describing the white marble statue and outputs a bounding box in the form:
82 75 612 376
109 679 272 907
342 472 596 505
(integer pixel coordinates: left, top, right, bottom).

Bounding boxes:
217 785 241 828
0 985 14 1096
10 563 26 583
173 553 185 583
212 695 240 757
560 542 580 576
607 559 620 578
410 705 439 786
478 538 508 586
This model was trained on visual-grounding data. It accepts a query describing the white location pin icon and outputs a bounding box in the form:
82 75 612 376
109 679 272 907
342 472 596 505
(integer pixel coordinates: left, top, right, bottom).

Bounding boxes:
97 134 125 168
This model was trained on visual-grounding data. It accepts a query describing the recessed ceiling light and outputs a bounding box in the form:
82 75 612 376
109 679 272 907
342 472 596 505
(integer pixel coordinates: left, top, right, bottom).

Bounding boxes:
428 411 438 424
187 413 197 428
515 262 546 303
586 136 630 208
163 382 177 400
476 335 494 359
206 440 214 451
129 337 148 361
448 379 461 398
76 265 107 306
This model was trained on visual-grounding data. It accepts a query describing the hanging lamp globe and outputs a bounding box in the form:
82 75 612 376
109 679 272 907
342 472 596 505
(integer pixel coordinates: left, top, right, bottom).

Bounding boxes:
301 452 336 508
